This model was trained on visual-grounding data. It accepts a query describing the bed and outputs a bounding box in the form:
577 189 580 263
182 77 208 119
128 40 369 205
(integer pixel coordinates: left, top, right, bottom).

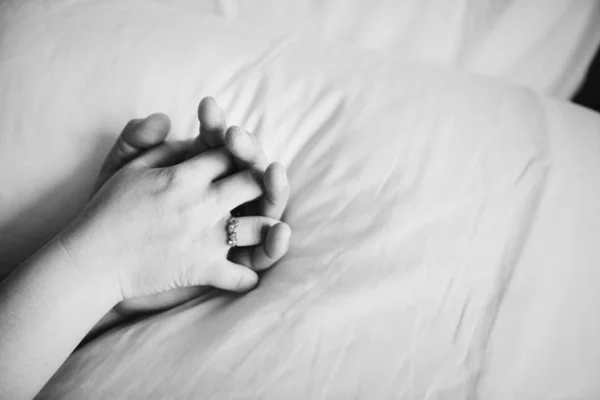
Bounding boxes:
1 1 600 399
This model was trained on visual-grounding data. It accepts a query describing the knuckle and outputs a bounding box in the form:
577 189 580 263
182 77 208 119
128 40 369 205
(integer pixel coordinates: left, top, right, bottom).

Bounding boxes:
267 191 287 210
160 166 186 189
153 169 175 194
204 184 221 205
176 201 196 220
114 137 134 158
149 167 185 200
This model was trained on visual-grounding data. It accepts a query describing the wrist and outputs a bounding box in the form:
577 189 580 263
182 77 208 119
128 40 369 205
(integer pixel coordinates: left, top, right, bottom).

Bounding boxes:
0 230 122 397
55 223 123 307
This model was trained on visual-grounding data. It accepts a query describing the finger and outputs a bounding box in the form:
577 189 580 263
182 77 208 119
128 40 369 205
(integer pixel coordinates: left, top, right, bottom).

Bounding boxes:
230 222 291 271
114 286 207 315
259 162 290 219
178 147 236 183
107 114 171 168
224 126 269 171
198 97 227 148
212 169 264 211
187 97 227 158
94 113 170 192
129 140 191 169
205 261 258 293
227 216 279 247
224 126 271 217
123 113 171 147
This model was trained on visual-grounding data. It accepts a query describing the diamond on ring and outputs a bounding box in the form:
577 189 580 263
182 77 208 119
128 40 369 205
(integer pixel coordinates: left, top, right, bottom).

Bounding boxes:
227 218 239 247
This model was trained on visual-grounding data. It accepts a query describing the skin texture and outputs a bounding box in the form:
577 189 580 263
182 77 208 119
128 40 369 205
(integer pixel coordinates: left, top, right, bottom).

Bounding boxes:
64 143 267 298
0 98 291 399
100 97 291 314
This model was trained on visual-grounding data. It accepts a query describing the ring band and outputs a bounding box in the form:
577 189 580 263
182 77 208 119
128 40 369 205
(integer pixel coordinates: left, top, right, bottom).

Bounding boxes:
227 217 239 247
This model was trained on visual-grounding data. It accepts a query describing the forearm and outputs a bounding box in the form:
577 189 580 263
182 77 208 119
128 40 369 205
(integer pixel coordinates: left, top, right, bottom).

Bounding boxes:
0 236 119 399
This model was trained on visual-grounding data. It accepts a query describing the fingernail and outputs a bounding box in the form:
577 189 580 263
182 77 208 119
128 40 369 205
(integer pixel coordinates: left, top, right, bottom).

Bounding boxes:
200 96 215 107
129 118 144 126
280 223 292 240
227 126 247 145
283 228 292 252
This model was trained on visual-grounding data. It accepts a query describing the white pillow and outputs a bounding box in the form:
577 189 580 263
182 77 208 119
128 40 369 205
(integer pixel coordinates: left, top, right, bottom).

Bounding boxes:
132 0 600 98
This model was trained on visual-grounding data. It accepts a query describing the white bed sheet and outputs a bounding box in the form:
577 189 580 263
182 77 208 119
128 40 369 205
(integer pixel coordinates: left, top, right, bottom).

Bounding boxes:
0 1 599 399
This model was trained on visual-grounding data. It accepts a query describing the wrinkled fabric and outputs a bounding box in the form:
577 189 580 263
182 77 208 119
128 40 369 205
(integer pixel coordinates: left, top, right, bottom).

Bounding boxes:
1 1 600 399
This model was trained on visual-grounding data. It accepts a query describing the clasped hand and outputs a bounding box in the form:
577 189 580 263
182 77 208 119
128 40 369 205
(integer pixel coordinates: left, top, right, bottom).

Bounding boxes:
61 97 291 309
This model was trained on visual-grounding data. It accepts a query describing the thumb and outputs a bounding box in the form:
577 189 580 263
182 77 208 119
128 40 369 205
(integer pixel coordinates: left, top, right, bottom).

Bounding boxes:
203 261 259 293
93 113 170 194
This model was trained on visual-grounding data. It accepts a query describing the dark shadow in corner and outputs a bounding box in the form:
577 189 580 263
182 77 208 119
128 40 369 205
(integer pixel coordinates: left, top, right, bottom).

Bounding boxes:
573 44 600 113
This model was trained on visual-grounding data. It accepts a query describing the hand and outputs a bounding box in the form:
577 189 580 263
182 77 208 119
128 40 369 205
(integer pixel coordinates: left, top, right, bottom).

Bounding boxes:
63 138 274 299
189 97 291 270
95 100 291 271
89 100 291 314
